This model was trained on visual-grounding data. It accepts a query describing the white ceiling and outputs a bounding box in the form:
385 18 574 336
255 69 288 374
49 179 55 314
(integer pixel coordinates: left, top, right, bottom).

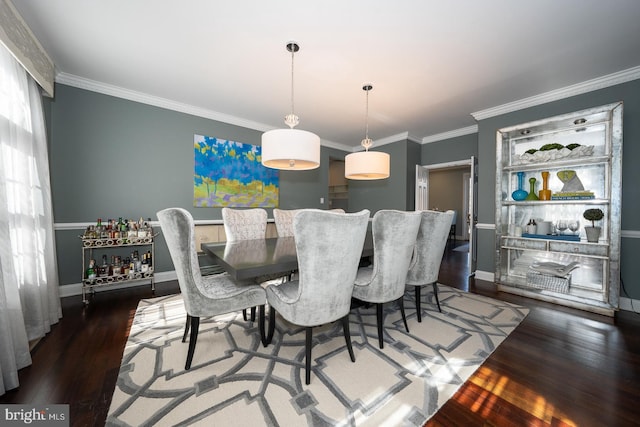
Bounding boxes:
13 0 640 151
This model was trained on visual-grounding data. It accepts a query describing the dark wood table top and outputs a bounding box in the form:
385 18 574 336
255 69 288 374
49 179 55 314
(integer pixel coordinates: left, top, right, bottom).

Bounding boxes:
202 234 373 281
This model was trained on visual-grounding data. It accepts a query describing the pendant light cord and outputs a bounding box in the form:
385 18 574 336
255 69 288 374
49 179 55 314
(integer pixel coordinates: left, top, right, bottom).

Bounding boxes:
365 88 369 141
284 43 300 129
290 46 295 117
361 85 373 151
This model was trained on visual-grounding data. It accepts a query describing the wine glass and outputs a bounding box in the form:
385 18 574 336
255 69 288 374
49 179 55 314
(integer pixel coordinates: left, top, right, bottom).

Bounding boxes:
568 220 580 236
556 219 568 235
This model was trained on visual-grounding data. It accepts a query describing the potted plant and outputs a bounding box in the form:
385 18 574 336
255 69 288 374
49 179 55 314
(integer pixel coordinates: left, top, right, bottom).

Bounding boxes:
583 208 604 242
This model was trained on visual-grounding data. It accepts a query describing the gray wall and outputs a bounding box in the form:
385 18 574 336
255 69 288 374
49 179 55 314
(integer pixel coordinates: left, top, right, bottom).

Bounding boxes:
45 80 640 301
420 132 478 165
348 141 413 213
47 84 338 222
420 133 479 245
47 84 420 288
476 79 640 299
47 84 348 287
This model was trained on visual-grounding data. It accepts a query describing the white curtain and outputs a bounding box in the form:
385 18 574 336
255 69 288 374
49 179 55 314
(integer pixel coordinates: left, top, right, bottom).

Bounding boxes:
0 45 62 396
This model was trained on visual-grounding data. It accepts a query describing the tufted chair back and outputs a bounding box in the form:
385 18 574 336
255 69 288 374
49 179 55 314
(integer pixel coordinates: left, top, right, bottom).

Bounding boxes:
273 208 303 237
222 208 267 241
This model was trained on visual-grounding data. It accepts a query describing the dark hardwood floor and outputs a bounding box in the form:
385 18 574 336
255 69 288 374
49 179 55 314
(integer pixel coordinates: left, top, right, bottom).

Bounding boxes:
2 241 640 426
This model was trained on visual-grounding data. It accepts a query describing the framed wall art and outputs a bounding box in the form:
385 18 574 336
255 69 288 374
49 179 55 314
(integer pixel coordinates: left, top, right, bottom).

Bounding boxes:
194 134 279 207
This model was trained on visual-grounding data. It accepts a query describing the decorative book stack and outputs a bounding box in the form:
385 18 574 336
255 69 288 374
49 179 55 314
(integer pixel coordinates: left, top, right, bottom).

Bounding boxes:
551 191 595 200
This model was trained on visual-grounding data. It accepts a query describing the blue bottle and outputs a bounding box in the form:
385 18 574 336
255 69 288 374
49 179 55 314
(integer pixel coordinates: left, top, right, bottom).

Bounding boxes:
511 171 528 201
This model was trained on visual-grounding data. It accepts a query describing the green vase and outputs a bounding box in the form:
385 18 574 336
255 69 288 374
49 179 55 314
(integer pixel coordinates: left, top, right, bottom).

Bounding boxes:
525 177 539 200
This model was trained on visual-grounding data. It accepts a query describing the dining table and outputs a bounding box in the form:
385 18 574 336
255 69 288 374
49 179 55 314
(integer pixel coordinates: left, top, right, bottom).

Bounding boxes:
202 234 374 281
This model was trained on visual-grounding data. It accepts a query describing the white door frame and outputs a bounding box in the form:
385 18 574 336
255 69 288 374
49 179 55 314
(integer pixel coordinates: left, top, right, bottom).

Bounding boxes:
462 172 470 239
415 158 477 276
415 159 473 211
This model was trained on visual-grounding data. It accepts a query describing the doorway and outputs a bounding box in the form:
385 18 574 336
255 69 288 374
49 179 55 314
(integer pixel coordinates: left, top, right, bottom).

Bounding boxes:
427 166 470 241
328 158 348 210
415 157 478 276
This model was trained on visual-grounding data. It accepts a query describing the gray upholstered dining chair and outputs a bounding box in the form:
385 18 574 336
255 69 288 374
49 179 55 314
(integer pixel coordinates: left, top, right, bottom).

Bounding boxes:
273 208 302 237
157 207 267 370
273 208 302 281
352 209 422 349
264 209 370 385
222 207 268 241
221 207 279 320
406 209 454 320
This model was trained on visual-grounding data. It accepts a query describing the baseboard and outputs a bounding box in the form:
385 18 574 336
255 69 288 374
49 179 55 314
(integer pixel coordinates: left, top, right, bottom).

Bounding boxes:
619 297 640 313
59 270 177 298
474 270 495 282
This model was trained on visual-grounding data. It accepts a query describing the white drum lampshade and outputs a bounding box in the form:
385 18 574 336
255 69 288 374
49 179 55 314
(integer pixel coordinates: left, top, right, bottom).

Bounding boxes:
261 128 320 170
344 150 390 180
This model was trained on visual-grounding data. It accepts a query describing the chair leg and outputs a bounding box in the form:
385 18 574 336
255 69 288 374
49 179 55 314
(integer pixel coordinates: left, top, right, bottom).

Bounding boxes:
399 297 409 333
341 315 356 362
376 303 384 349
266 305 276 345
415 287 422 323
182 314 191 342
259 304 267 347
305 326 313 385
185 316 200 370
243 307 257 322
432 282 442 312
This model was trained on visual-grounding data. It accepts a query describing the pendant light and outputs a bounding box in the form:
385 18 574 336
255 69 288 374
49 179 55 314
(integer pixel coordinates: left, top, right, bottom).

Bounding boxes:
261 42 320 170
345 84 390 180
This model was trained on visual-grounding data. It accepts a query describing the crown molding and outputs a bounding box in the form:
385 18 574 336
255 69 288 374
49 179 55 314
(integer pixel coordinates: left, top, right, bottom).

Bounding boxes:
320 139 353 152
375 132 411 147
406 133 422 144
349 132 420 152
56 72 275 131
421 125 478 144
55 65 640 153
471 66 640 121
56 72 351 151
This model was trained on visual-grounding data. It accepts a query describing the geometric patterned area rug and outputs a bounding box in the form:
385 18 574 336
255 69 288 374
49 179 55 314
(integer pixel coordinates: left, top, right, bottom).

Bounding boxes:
107 285 528 426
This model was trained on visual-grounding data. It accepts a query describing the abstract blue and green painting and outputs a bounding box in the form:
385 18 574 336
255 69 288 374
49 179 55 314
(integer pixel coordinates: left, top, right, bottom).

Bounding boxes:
194 134 279 207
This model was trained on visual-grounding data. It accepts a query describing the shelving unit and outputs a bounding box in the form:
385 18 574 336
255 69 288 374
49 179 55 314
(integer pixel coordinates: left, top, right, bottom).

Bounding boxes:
81 234 156 304
495 102 623 316
329 184 349 199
